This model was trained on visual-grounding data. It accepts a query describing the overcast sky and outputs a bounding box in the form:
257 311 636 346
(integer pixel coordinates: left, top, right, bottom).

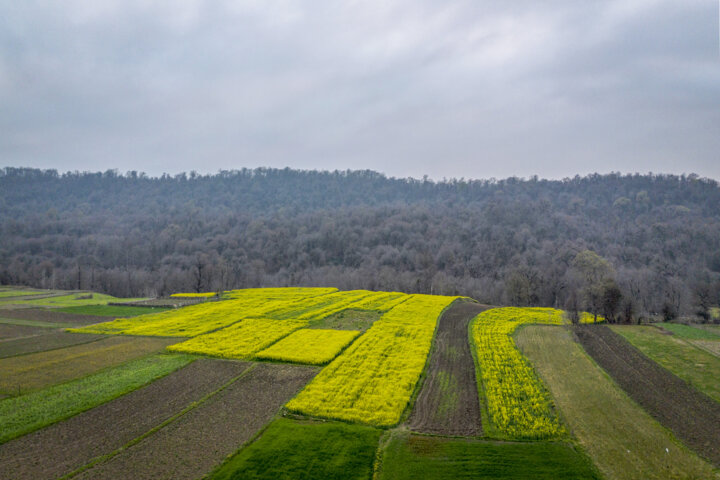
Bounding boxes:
1 0 719 180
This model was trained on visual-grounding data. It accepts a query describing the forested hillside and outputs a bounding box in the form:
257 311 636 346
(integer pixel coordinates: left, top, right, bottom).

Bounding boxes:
1 167 719 321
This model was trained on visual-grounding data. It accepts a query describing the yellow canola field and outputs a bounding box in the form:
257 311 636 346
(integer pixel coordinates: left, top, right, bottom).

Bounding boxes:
69 287 336 337
349 291 409 311
471 307 566 440
256 328 361 365
167 318 307 358
221 287 338 300
286 294 459 427
169 292 217 298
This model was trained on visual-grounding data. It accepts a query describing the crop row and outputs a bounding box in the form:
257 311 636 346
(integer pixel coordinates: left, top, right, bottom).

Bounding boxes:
169 292 217 298
471 307 565 439
286 294 458 426
255 329 360 365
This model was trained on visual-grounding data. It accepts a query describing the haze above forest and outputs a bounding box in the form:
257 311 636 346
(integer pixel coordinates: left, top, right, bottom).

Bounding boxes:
2 167 719 322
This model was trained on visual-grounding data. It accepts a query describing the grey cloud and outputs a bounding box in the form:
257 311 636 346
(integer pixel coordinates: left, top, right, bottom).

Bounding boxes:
0 0 718 180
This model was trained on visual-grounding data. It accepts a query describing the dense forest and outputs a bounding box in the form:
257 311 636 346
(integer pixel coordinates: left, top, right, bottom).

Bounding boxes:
1 167 719 322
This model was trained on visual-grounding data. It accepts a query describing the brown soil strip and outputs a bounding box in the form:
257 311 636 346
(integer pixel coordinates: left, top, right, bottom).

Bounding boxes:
74 363 318 480
0 336 180 395
406 300 491 436
575 325 720 466
0 331 106 359
0 308 114 326
0 323 52 341
0 359 250 480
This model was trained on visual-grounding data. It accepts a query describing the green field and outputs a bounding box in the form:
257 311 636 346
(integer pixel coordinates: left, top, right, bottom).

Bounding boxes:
0 292 146 307
209 418 381 480
0 353 193 444
658 323 720 340
0 290 50 298
611 325 720 402
517 325 717 480
307 309 382 331
376 431 599 480
58 305 170 317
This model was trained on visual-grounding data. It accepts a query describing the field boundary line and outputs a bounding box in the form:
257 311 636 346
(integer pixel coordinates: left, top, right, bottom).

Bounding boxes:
60 362 258 480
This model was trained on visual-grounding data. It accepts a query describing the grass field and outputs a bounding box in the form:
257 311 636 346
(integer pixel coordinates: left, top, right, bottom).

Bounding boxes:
0 353 193 444
376 431 600 480
209 418 381 480
0 336 180 395
0 292 146 307
0 290 50 298
308 309 383 331
657 322 720 340
58 305 170 317
611 325 720 402
517 325 717 480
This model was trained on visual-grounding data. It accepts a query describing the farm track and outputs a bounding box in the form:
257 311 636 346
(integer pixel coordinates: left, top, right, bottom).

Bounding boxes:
407 300 490 436
575 325 720 466
0 332 106 359
0 308 114 326
74 363 318 480
0 336 179 394
0 359 250 480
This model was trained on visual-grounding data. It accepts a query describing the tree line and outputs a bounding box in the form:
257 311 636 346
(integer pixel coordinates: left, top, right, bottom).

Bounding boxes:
1 167 719 322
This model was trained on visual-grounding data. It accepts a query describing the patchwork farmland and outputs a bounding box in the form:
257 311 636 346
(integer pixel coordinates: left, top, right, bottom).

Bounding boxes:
0 286 718 479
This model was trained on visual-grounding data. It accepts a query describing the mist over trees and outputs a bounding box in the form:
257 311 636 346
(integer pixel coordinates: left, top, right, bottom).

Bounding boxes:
1 167 719 322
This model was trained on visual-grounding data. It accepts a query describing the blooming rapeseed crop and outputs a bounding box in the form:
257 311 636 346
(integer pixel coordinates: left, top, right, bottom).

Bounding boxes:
255 328 360 365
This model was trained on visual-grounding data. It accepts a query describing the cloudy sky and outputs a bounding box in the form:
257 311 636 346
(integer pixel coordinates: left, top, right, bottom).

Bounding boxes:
1 0 718 180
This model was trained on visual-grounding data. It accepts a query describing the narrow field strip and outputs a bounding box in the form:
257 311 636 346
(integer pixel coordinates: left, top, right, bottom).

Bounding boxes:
376 431 600 480
255 328 360 365
611 325 720 402
286 294 459 427
208 418 381 480
575 325 720 466
517 325 718 479
470 307 565 440
0 358 248 480
0 323 51 341
0 336 180 395
58 305 170 317
73 363 318 480
407 300 489 436
0 353 193 444
0 316 76 328
0 332 106 359
0 308 114 326
657 323 720 340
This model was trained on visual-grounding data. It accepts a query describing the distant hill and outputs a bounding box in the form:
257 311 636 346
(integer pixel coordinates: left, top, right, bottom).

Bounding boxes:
1 167 719 320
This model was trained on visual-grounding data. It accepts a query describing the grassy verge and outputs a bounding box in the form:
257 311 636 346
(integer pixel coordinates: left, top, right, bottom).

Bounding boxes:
1 293 146 307
58 305 170 317
517 325 718 480
657 322 720 340
611 325 720 402
0 353 193 444
375 430 599 480
207 417 381 480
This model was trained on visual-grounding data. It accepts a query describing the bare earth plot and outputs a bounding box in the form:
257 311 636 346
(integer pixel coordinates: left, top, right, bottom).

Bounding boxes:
0 359 249 480
75 363 318 480
0 332 106 359
0 336 179 395
517 325 718 480
0 323 52 341
0 308 115 326
575 325 720 467
407 300 490 436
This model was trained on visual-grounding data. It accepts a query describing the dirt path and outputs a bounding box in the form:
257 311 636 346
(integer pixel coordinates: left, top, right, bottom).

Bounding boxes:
406 300 490 436
575 325 720 466
74 363 318 480
0 359 249 480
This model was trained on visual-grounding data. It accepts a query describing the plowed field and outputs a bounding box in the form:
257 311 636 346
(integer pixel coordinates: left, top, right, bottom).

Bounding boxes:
407 301 490 436
0 359 250 480
74 363 317 480
575 325 720 466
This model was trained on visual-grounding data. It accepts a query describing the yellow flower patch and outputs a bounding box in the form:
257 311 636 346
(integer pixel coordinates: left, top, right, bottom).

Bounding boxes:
256 328 361 365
